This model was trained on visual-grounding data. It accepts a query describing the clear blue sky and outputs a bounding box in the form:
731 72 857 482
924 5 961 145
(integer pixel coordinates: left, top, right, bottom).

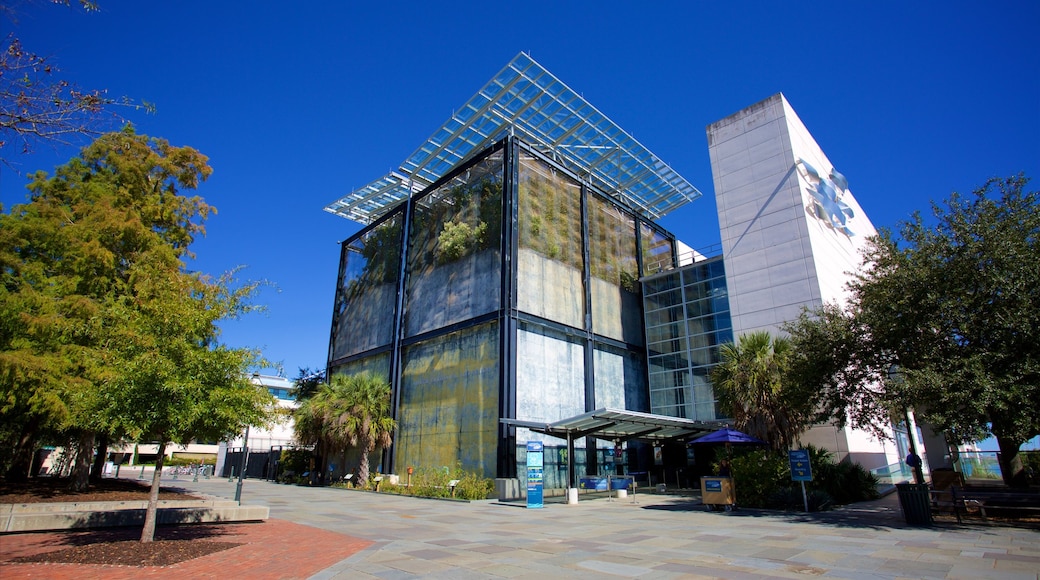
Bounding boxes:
3 1 1038 382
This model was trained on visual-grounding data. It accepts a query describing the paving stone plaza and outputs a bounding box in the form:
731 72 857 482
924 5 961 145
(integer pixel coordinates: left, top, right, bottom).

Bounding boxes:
177 476 1038 579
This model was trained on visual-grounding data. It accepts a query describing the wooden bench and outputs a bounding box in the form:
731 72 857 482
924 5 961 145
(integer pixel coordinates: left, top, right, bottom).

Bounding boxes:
931 486 1040 523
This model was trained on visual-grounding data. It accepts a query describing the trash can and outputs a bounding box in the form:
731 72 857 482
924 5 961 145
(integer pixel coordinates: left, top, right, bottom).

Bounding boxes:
895 483 933 526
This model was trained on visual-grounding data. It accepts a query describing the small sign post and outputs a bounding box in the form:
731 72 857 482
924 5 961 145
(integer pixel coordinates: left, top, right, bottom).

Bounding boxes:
526 441 544 509
788 449 813 512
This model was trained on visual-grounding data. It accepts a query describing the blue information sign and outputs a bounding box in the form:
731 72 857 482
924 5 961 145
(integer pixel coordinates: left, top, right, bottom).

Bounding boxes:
526 441 544 509
789 449 813 482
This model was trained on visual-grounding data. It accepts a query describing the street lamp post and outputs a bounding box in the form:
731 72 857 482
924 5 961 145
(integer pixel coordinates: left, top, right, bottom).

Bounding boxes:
903 409 925 484
234 425 249 504
889 365 924 484
234 373 261 504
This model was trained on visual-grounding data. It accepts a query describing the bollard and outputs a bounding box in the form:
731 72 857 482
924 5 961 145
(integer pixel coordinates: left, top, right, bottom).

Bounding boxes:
228 467 235 482
192 466 199 482
139 465 145 480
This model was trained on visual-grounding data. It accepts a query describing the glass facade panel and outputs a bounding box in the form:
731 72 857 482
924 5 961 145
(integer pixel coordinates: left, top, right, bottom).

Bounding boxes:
330 212 403 361
594 342 649 412
404 152 503 337
640 223 675 275
516 322 586 425
587 193 643 345
643 258 731 421
398 322 500 478
516 444 593 492
517 153 584 328
329 354 391 384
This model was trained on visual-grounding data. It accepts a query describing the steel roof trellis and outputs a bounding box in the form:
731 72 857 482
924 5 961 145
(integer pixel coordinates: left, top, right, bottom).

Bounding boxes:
325 52 702 225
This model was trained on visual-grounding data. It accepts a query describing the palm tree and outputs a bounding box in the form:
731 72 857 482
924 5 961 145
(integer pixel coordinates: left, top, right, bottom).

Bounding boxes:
292 385 340 483
292 372 395 486
333 372 395 485
710 331 810 453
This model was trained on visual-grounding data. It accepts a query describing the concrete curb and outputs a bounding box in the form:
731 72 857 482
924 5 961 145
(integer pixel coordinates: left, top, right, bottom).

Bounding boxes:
0 500 269 532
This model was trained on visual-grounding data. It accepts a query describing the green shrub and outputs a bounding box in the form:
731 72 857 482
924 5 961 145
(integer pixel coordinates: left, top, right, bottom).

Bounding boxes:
725 449 788 507
277 448 313 483
365 464 493 500
438 220 488 263
451 468 495 500
807 445 879 504
720 445 878 511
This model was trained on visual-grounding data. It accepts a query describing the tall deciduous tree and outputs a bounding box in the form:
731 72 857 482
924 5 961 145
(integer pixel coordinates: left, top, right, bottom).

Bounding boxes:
710 331 812 453
788 175 1038 486
853 174 1039 486
783 303 895 439
1 127 276 540
1 126 212 485
105 262 273 543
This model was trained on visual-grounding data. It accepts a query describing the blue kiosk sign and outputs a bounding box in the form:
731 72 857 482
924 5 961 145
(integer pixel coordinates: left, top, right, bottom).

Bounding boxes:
788 449 812 482
788 448 812 512
526 441 544 509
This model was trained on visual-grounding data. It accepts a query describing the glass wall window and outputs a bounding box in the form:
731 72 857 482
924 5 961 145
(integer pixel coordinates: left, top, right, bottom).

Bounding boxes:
517 153 584 329
329 353 391 384
595 342 649 412
640 223 675 275
587 193 643 345
516 322 586 425
330 211 403 362
515 321 589 487
397 322 500 478
643 258 732 421
404 152 503 337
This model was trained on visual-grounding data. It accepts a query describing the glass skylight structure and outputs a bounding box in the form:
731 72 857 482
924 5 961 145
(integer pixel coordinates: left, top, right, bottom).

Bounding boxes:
324 52 702 224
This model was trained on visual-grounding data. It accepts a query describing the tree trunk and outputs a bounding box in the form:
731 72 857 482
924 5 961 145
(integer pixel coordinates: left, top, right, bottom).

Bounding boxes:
5 420 39 482
69 431 95 492
358 445 370 488
89 433 110 484
995 434 1027 488
141 441 166 543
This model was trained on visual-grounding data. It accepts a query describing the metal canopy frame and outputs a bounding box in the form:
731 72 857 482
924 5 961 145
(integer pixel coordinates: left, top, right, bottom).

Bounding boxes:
501 408 718 444
325 52 702 225
503 408 720 489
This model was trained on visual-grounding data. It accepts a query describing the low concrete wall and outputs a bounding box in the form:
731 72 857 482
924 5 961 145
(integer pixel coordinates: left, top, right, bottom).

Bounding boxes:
495 478 522 501
0 499 269 533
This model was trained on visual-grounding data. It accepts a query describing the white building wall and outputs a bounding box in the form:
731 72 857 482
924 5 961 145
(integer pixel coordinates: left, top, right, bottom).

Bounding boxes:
708 93 876 336
707 94 898 472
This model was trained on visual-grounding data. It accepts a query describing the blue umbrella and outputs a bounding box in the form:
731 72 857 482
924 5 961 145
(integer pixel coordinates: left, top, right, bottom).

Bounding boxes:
688 426 765 446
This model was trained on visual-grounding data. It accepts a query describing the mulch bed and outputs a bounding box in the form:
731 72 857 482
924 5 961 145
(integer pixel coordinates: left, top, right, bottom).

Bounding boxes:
1 477 227 566
0 476 200 504
11 529 241 566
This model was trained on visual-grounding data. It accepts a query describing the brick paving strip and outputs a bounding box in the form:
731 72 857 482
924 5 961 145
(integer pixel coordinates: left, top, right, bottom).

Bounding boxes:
0 518 372 580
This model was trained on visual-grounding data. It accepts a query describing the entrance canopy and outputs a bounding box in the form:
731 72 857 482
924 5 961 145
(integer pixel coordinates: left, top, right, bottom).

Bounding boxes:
502 408 719 444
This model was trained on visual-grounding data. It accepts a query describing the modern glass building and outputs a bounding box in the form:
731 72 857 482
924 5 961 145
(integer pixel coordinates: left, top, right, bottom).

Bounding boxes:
324 57 905 487
325 53 719 483
328 134 699 481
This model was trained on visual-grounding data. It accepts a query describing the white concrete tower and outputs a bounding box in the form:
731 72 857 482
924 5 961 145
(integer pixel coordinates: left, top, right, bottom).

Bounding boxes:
707 93 876 335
